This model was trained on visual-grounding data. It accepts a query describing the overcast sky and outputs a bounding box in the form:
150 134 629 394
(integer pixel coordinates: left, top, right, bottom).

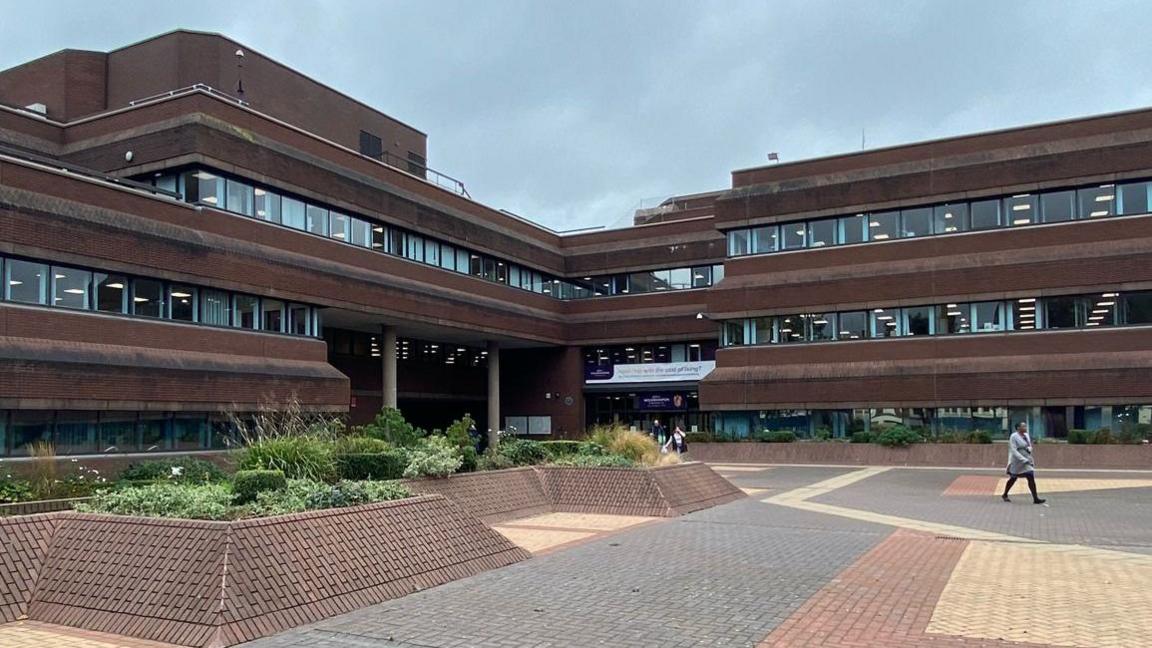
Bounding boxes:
4 1 1152 231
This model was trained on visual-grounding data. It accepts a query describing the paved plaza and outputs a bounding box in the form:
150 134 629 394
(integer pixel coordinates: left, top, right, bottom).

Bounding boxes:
3 464 1151 648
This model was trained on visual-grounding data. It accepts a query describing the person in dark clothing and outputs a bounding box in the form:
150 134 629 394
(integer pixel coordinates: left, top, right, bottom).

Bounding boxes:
651 419 667 445
1003 421 1046 504
468 419 487 454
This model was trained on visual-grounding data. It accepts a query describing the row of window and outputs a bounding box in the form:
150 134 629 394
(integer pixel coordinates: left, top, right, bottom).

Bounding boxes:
325 329 489 366
0 410 232 456
0 255 321 337
720 290 1152 346
713 405 1151 440
158 168 722 299
726 178 1152 257
583 341 717 367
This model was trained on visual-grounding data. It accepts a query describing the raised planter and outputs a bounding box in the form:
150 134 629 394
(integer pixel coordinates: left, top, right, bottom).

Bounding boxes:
688 442 1152 469
0 497 90 517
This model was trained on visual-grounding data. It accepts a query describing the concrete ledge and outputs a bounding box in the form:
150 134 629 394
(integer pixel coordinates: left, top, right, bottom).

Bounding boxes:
689 442 1152 469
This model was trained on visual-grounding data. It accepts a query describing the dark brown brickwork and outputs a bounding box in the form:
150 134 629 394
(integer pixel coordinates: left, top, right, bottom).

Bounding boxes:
0 514 57 623
404 467 553 523
649 462 745 514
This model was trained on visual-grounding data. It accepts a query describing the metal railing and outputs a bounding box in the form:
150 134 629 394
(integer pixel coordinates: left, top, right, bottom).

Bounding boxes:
370 150 470 199
128 83 249 107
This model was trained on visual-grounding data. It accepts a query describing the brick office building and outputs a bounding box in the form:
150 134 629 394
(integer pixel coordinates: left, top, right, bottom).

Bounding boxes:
0 30 1149 456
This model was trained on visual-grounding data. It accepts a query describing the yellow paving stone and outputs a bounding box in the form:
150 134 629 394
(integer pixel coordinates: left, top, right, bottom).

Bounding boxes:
502 512 656 531
740 487 768 495
491 526 593 553
929 541 1152 648
999 478 1152 495
0 622 180 647
709 465 772 472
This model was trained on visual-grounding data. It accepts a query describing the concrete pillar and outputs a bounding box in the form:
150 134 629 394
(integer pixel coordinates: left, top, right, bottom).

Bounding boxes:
487 340 500 448
382 325 397 410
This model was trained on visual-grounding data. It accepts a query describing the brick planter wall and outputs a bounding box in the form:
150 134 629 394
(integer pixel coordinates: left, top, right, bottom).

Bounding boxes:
537 466 673 516
650 462 746 514
0 514 57 623
0 497 91 517
404 467 551 523
689 442 1152 469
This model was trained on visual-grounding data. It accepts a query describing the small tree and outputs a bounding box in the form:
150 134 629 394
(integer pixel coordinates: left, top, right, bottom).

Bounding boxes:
356 407 427 447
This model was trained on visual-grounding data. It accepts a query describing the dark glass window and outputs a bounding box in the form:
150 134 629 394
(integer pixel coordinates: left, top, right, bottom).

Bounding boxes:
132 279 164 318
359 130 383 159
390 230 407 257
870 307 901 337
750 317 773 344
52 266 91 310
753 226 778 253
904 306 933 336
98 412 137 452
201 289 231 326
807 219 837 248
483 258 498 282
691 266 711 288
288 304 310 336
371 224 387 250
839 214 867 244
1043 296 1080 329
169 285 197 322
1122 291 1152 325
172 414 209 451
933 203 969 234
6 259 47 304
837 311 868 340
1086 293 1116 327
868 211 899 241
94 273 127 313
140 414 168 451
781 221 806 250
262 299 284 332
973 301 1006 332
184 170 223 206
1005 194 1038 226
808 313 836 341
937 303 971 334
234 295 259 329
901 207 932 237
723 320 744 346
254 188 280 223
1118 181 1151 216
54 411 97 454
777 314 804 343
1078 185 1115 219
282 197 306 230
970 199 1002 230
225 179 254 216
9 411 52 456
1040 190 1076 223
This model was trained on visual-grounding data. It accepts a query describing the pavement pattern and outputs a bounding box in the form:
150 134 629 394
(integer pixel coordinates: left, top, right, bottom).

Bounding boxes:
3 464 1150 647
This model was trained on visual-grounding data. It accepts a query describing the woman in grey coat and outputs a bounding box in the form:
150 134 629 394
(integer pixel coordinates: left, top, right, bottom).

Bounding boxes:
1002 421 1046 504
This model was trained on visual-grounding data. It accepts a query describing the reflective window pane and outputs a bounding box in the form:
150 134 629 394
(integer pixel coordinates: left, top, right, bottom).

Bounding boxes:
52 266 91 310
371 224 387 250
669 267 692 290
262 299 284 332
94 273 127 313
1014 298 1038 331
200 289 231 326
870 307 901 337
329 212 350 241
904 306 933 336
808 219 837 248
901 207 932 238
868 211 899 241
970 199 1002 230
425 240 441 265
306 205 329 236
495 261 508 283
234 295 259 329
1118 181 1151 216
185 170 223 206
350 218 371 248
750 317 773 344
753 226 779 254
98 412 137 453
973 301 1006 332
691 266 711 288
933 203 969 234
406 235 425 262
456 249 469 273
6 259 47 304
1077 185 1115 219
169 285 196 322
781 221 807 250
727 229 750 256
225 179 254 216
440 244 456 270
839 214 867 244
722 320 744 346
1040 190 1075 223
837 311 868 340
131 279 164 318
282 197 306 230
808 312 836 341
937 303 971 334
288 304 310 335
254 187 281 223
1122 291 1152 325
777 314 804 343
1005 194 1038 226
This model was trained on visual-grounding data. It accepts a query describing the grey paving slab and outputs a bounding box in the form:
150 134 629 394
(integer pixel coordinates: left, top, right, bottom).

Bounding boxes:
243 497 887 648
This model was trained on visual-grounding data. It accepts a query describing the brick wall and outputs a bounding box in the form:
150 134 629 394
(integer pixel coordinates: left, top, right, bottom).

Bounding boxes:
0 514 57 623
404 467 551 523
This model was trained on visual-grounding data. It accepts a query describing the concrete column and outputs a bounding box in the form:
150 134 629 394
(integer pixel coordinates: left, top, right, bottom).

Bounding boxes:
487 340 500 448
382 325 397 410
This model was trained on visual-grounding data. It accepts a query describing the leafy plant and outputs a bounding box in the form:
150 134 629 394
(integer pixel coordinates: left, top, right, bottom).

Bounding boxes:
333 436 391 455
1092 428 1114 444
251 479 409 516
550 454 636 467
1068 429 1090 444
403 436 463 478
0 475 33 504
586 425 659 463
356 407 426 448
813 427 833 441
119 458 228 485
476 448 515 471
225 396 346 450
233 469 288 503
75 483 233 520
967 430 993 444
537 440 583 459
497 438 548 466
683 432 714 444
756 431 797 443
27 441 57 499
334 449 409 481
239 436 336 481
873 426 923 447
850 430 873 444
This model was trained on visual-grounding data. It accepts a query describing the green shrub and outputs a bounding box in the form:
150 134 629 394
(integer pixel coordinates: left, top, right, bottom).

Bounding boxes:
0 476 33 504
250 479 409 516
1091 428 1114 444
967 430 993 444
232 469 287 503
550 454 636 467
1067 429 1090 444
333 436 391 455
335 449 408 480
538 440 584 459
403 436 463 478
498 438 548 466
75 483 233 520
586 425 660 463
458 445 478 473
850 430 873 444
239 436 335 481
874 426 923 447
683 432 714 444
756 431 797 443
119 457 228 484
476 448 515 471
813 427 833 441
356 407 426 448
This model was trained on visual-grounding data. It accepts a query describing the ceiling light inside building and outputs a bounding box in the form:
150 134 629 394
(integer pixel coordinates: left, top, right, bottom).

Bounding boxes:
873 234 890 240
63 288 85 294
1095 194 1114 202
1012 204 1031 212
171 292 191 298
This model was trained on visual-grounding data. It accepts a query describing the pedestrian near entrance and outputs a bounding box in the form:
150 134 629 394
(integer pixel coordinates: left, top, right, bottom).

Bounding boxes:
1003 421 1046 504
663 426 688 456
651 419 667 446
